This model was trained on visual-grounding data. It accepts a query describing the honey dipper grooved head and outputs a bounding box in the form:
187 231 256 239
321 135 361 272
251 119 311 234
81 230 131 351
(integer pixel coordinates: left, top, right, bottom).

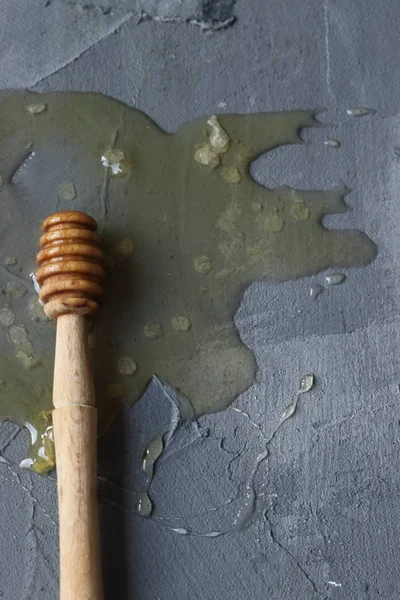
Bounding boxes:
36 211 105 319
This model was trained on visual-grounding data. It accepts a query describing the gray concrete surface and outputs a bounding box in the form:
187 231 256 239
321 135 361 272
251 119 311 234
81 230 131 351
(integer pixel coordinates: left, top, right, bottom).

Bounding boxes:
1 0 400 598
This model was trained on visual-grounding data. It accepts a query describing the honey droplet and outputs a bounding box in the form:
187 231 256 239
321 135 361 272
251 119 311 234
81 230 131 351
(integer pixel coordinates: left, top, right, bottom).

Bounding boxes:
309 284 323 300
28 296 46 322
326 273 346 285
324 139 340 148
16 351 40 370
207 115 230 154
172 315 192 332
101 149 129 175
193 145 220 168
113 237 135 260
220 166 241 184
0 308 15 327
144 323 164 339
58 182 76 201
118 356 138 375
4 257 17 266
25 103 46 115
193 255 212 274
346 107 376 117
8 325 33 355
5 281 26 299
299 373 315 393
291 203 310 221
264 215 285 232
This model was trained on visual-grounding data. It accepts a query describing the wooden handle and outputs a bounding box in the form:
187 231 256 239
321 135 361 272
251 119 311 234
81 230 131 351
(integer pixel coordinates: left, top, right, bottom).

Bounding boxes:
53 314 104 600
36 211 106 598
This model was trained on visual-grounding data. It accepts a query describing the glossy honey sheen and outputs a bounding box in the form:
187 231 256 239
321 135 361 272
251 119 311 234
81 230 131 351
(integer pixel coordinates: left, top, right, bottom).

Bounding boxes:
0 91 376 447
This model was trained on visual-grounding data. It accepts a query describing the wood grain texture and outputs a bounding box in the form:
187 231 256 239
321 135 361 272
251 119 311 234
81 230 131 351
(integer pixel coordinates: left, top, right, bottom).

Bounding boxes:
53 405 103 600
52 313 103 599
53 314 95 409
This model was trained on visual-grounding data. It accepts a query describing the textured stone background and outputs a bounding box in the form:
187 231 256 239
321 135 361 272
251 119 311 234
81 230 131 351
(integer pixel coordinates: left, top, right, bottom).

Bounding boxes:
1 1 400 598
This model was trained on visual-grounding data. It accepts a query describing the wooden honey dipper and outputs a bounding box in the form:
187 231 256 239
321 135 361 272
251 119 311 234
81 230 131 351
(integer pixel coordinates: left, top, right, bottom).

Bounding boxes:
36 211 105 600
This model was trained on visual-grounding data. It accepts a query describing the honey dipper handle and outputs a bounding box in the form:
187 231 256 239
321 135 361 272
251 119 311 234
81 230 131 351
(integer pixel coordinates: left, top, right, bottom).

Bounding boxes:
52 314 104 600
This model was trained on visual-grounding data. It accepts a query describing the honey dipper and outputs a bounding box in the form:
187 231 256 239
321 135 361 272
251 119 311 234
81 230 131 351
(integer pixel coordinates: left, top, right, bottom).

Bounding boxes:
36 211 105 600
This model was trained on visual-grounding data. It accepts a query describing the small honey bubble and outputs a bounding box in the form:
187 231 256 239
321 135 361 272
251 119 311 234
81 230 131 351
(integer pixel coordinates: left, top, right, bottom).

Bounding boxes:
346 107 376 117
326 273 346 285
16 351 40 370
118 356 138 375
264 215 285 232
291 203 310 221
101 149 129 176
25 103 46 115
220 166 241 184
144 323 164 339
4 257 17 266
114 237 135 260
193 255 212 274
5 281 27 299
8 325 33 355
28 296 46 322
324 139 340 148
247 245 261 256
193 146 220 169
58 182 76 201
207 115 230 154
172 315 192 332
0 308 15 327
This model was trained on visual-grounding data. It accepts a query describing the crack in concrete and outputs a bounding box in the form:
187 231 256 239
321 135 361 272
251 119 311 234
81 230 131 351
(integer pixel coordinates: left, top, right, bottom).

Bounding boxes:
230 406 268 441
99 109 128 228
0 423 21 455
21 477 37 600
264 509 327 599
251 314 400 348
323 0 334 102
312 399 400 433
154 493 238 524
31 10 136 88
138 11 235 32
0 465 58 529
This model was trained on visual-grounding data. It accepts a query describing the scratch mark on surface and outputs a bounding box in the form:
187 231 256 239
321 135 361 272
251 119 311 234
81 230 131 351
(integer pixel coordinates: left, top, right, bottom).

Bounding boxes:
264 510 326 598
138 12 235 32
0 465 58 529
252 315 400 348
323 0 334 101
100 109 129 226
154 494 238 523
0 264 30 284
0 423 21 454
10 149 36 183
313 399 400 433
31 12 135 88
21 477 37 600
230 407 267 440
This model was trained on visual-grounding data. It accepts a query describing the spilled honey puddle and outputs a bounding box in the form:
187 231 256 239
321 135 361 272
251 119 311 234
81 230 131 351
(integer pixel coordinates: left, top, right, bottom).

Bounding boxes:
0 90 376 472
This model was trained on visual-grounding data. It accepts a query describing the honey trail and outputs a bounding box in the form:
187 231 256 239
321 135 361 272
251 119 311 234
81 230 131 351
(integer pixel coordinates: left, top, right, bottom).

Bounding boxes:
0 90 376 445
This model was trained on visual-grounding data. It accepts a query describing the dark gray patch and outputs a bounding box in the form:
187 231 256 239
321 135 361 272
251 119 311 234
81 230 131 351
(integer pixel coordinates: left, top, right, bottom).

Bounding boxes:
201 0 236 24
